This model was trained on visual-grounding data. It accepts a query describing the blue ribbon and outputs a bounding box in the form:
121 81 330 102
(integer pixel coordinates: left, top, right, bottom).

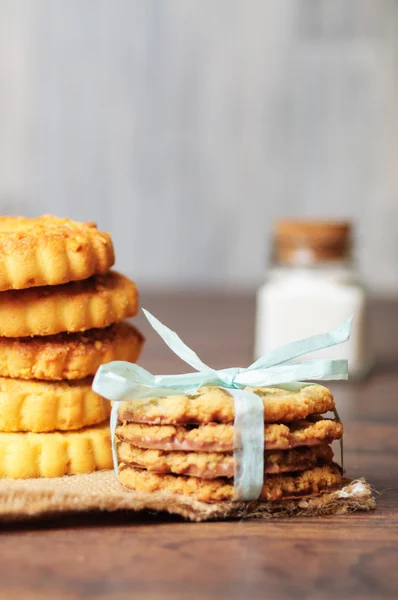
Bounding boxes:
93 310 352 500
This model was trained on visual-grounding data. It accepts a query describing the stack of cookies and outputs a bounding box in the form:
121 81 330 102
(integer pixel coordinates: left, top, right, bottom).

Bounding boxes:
0 215 143 478
115 384 343 502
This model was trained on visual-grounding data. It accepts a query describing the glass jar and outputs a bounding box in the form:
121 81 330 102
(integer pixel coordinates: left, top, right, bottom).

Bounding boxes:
254 220 370 378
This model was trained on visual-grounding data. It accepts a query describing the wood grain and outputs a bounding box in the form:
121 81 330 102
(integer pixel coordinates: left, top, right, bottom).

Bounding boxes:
0 293 397 600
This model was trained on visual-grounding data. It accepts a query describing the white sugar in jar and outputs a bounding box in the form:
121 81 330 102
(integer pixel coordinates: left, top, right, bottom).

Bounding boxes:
254 221 370 378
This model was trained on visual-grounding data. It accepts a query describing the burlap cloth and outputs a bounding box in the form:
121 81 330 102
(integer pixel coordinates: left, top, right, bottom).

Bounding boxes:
0 470 375 522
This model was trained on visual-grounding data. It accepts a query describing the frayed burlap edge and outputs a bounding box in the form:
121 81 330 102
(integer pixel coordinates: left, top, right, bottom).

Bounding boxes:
0 470 375 523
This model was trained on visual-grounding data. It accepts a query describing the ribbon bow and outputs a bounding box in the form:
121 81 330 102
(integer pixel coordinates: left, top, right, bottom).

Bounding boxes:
93 310 351 500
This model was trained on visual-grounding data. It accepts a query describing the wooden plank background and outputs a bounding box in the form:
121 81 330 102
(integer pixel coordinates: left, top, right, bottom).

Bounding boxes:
0 0 397 292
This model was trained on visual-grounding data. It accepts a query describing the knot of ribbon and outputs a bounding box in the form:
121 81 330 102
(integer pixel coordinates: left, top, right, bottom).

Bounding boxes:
93 309 352 501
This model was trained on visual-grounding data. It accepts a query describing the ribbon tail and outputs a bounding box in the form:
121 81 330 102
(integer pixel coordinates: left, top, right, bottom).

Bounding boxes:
227 388 264 501
248 316 353 370
143 309 215 374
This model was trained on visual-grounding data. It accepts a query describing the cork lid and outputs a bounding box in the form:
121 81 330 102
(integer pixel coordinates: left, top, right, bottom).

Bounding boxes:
274 220 352 264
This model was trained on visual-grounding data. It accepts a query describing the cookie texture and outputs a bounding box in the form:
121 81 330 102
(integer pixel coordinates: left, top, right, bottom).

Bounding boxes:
118 463 342 503
118 384 334 425
0 215 114 291
116 418 342 453
0 322 144 380
0 423 112 478
117 442 333 478
116 418 343 452
0 271 138 337
0 376 110 432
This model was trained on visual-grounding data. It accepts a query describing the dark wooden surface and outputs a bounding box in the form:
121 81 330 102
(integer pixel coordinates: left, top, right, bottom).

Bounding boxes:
1 293 397 600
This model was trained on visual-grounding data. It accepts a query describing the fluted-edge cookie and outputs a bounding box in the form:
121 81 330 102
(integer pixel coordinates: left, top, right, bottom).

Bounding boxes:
0 423 112 478
0 322 144 381
0 376 111 432
0 215 114 291
0 271 138 337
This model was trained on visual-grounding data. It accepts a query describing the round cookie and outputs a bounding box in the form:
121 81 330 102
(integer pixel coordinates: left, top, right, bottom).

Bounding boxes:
0 271 137 337
0 376 111 432
0 423 112 478
117 443 334 478
117 384 335 425
0 215 114 291
118 463 342 503
0 322 144 380
116 418 343 452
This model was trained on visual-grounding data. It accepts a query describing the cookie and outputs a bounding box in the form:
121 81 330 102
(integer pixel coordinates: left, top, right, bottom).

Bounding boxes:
117 443 334 478
117 384 334 425
0 423 112 478
0 271 138 337
116 418 343 452
0 215 114 291
118 463 342 503
0 322 144 381
0 376 110 432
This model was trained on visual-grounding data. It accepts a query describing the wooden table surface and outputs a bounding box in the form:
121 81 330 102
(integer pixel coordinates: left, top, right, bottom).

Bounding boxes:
1 293 397 600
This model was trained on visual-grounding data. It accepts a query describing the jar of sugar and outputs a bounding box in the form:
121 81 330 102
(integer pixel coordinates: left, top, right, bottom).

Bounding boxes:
254 220 370 378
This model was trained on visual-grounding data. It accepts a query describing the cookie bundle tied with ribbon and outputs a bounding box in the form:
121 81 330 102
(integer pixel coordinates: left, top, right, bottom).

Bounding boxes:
93 310 352 505
0 215 143 478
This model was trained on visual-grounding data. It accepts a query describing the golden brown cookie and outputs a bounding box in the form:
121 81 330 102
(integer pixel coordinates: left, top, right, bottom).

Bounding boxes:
0 271 138 337
118 384 334 425
0 423 112 478
118 463 342 503
0 215 114 291
0 322 144 380
116 418 343 452
117 443 333 478
0 376 110 432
